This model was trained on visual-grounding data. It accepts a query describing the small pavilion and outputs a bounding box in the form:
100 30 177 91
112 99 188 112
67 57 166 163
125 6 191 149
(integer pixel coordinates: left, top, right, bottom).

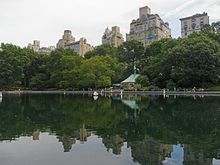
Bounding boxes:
121 65 140 88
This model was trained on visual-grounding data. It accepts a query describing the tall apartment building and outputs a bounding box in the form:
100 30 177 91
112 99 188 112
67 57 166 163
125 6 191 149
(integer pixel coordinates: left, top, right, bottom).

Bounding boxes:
180 12 209 37
57 30 93 57
57 30 75 48
66 37 93 57
27 40 55 54
102 26 124 47
39 46 55 54
126 6 171 46
28 40 40 52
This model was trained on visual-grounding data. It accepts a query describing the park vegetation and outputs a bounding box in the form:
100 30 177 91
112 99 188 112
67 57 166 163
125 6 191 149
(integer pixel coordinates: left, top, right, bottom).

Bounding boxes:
0 29 220 90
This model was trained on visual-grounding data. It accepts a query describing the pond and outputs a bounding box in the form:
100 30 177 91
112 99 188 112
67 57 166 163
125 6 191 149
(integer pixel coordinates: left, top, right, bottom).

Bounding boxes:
0 94 220 165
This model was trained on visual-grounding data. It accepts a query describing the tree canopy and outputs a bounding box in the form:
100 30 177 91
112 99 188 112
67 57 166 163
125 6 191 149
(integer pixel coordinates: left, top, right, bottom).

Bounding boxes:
0 29 220 90
144 33 220 88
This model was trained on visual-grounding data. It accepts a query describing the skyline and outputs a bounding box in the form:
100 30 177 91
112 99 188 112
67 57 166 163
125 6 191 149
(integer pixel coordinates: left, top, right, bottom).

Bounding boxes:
0 0 220 48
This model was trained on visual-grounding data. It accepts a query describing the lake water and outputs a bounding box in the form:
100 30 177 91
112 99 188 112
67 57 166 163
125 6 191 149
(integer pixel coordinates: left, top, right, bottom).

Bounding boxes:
0 94 220 165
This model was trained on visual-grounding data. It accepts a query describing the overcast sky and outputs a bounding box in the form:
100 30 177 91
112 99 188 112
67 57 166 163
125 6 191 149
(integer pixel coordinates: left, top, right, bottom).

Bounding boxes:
0 0 220 47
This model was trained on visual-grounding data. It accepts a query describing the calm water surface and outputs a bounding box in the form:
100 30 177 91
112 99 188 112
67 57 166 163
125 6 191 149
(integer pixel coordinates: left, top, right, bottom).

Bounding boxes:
0 94 220 165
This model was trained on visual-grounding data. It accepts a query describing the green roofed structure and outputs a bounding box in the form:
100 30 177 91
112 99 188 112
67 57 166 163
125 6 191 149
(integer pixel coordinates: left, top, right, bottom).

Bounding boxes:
121 74 140 88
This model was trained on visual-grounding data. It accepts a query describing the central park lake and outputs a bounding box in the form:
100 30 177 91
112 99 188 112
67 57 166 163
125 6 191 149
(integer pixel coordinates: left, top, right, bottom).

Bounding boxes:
0 93 220 165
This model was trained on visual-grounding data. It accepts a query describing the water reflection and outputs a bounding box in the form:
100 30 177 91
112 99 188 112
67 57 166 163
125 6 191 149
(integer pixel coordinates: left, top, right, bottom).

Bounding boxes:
0 94 220 165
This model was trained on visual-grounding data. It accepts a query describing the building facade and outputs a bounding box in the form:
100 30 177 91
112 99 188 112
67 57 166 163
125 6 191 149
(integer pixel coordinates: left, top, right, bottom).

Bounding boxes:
126 6 171 46
27 40 55 54
39 46 55 54
28 40 40 52
102 26 124 47
180 12 209 37
57 30 75 48
66 37 93 57
57 30 93 57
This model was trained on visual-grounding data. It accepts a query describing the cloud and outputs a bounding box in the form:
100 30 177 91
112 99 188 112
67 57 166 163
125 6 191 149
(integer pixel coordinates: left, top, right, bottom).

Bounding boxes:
162 0 200 19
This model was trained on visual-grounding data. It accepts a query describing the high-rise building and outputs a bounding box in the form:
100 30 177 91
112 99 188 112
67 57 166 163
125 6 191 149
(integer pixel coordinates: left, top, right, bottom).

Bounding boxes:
57 30 75 48
180 12 209 37
28 40 40 52
102 26 124 47
57 30 93 57
27 40 55 54
66 37 93 57
126 6 171 46
39 46 55 54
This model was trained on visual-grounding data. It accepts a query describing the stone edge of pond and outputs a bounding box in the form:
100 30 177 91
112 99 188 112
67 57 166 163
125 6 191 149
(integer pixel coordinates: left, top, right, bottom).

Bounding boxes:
1 90 220 96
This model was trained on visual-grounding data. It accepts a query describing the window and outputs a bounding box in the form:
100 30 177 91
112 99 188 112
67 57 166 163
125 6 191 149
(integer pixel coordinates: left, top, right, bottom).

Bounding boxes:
192 23 196 30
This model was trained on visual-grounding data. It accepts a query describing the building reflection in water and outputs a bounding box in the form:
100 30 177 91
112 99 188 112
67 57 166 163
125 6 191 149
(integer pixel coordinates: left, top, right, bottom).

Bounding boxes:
183 144 212 165
57 124 91 152
32 130 40 141
58 136 76 152
77 124 91 143
128 137 173 165
102 135 124 155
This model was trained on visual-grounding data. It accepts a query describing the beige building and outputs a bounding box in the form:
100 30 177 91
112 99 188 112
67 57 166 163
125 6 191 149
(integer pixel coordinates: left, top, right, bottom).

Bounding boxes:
66 37 93 57
126 6 171 46
57 30 75 48
57 30 93 57
27 40 55 54
102 26 124 47
28 40 40 52
180 12 209 37
39 46 55 54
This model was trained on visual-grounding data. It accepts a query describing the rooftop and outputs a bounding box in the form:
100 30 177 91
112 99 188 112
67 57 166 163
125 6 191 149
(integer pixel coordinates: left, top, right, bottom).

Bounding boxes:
180 12 208 21
121 74 140 84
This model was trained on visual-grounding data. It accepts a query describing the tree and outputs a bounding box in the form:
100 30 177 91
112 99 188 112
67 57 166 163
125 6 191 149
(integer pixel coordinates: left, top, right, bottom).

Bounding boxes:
145 38 178 57
84 44 117 58
78 56 124 88
47 48 79 88
136 75 150 87
168 33 220 88
145 33 220 88
59 55 82 89
29 55 51 89
116 40 145 75
0 43 37 89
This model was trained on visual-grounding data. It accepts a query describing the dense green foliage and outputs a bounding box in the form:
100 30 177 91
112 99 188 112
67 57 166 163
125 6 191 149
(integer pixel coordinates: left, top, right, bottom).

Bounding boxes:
0 46 125 89
84 44 117 58
0 44 40 88
117 40 145 75
0 30 220 90
144 33 220 88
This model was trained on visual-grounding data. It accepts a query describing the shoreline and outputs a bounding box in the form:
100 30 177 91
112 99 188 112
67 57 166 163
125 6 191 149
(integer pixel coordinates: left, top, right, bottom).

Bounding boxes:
2 90 220 97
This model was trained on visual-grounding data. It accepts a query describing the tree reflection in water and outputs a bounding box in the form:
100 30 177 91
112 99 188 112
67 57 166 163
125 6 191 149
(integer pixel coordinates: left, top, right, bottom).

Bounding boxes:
0 94 220 165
